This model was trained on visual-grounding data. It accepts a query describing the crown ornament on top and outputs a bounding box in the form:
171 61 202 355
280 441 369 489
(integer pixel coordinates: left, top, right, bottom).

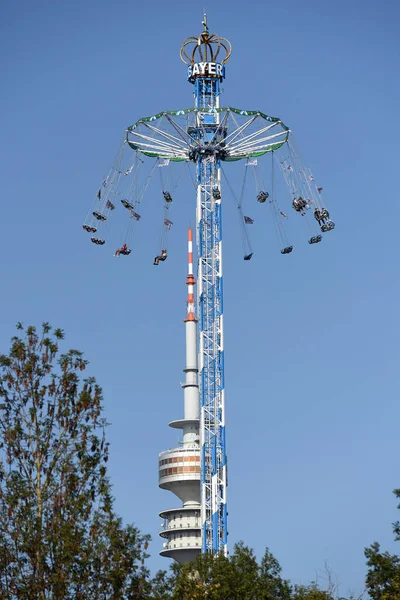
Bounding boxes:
180 14 232 66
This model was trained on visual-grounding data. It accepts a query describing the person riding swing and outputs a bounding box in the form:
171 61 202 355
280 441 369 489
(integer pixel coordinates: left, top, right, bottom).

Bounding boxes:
115 243 129 257
153 249 167 265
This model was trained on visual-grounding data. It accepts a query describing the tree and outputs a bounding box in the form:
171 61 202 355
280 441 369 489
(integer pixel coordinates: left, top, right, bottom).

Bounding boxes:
0 323 149 600
171 552 234 600
161 542 292 600
393 488 400 542
365 542 400 600
150 568 176 600
365 489 400 600
229 542 261 600
258 546 292 600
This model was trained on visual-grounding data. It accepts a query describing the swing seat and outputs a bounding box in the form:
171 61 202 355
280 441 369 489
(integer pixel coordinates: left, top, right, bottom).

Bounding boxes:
154 253 167 265
120 248 131 256
212 187 221 200
257 191 269 203
281 246 293 254
91 237 105 245
121 199 134 210
83 225 97 233
93 212 106 221
243 253 253 261
308 235 322 245
163 191 173 203
320 220 335 233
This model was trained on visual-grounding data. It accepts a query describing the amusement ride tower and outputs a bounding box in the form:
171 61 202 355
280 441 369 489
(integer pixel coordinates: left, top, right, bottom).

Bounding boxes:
157 16 232 560
84 14 335 565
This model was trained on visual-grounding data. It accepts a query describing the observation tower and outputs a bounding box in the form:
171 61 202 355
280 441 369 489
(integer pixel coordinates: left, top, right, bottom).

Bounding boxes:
158 229 201 563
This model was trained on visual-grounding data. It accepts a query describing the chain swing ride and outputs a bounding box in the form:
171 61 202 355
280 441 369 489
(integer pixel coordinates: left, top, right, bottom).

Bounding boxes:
83 110 334 260
83 16 335 557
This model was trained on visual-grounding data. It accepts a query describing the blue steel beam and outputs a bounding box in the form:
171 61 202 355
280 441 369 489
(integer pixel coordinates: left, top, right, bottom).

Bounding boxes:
189 74 227 556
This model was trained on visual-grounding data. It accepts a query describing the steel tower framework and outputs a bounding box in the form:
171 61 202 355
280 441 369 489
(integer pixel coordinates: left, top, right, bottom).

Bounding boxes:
180 16 231 554
194 81 227 555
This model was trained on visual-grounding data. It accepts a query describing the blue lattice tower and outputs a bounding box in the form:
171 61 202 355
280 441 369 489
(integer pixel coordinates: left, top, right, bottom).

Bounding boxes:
181 16 231 555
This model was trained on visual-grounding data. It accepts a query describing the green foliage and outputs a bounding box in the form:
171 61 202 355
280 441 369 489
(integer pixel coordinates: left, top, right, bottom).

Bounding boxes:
230 542 261 599
393 488 400 541
150 568 177 600
364 488 400 600
162 542 292 600
170 552 226 600
148 545 361 600
365 542 400 600
293 583 334 600
259 546 292 600
0 323 149 600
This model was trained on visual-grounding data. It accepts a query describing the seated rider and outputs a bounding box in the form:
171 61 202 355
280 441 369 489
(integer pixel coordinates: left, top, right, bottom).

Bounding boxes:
115 243 128 257
163 191 172 203
298 196 306 209
153 249 167 266
293 197 306 215
314 208 328 225
257 191 269 203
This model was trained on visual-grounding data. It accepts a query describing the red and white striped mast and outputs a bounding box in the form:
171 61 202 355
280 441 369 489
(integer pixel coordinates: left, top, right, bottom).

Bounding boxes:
185 228 196 323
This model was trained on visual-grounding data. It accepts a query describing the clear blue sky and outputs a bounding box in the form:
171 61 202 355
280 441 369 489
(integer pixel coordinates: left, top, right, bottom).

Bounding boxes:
1 0 399 595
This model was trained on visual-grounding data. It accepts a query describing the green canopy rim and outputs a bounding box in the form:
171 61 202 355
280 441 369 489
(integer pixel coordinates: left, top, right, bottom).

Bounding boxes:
126 107 288 132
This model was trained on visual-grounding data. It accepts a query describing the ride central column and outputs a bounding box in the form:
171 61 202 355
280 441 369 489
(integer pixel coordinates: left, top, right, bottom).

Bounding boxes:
181 16 231 556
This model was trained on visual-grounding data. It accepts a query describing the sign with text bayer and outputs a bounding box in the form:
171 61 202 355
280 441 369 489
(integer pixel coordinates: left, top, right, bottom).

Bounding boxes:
187 62 225 81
